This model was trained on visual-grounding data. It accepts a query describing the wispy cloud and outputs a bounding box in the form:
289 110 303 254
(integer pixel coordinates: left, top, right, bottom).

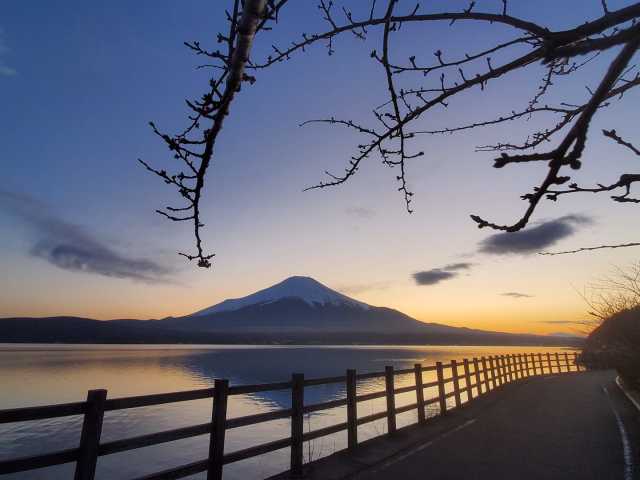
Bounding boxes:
0 28 16 77
478 214 593 255
338 281 390 295
413 269 456 285
413 262 474 286
0 190 173 283
537 320 583 325
345 206 375 219
0 65 16 77
500 292 534 299
443 262 474 271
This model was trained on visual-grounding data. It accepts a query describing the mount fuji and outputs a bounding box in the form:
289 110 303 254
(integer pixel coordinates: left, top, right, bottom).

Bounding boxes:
0 276 582 345
153 276 540 344
190 276 369 317
157 275 434 334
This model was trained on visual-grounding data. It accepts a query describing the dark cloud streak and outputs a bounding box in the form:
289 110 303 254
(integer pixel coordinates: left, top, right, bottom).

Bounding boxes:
0 190 172 283
413 261 474 286
443 262 474 271
500 292 534 298
478 214 593 255
413 269 456 285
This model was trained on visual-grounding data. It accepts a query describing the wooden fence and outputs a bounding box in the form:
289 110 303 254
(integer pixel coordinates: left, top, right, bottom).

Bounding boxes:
0 351 582 479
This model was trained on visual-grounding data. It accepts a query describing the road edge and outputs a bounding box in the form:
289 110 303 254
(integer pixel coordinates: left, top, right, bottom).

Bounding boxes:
616 375 640 413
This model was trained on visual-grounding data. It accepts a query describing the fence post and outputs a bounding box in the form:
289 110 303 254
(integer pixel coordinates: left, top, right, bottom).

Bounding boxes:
520 354 526 378
537 353 543 374
524 354 530 377
564 352 570 372
555 352 562 373
463 359 472 401
291 373 304 477
514 355 520 380
385 366 396 434
74 389 107 480
481 357 490 392
502 356 509 384
489 355 500 389
547 352 553 374
499 356 506 384
208 379 229 480
414 364 426 424
490 356 497 387
436 361 447 415
538 353 543 374
346 369 358 450
451 360 462 408
473 358 482 396
574 352 580 371
508 355 515 382
531 353 538 376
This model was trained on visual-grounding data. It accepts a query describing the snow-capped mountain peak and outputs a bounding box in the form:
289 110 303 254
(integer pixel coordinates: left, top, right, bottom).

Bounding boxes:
190 276 370 316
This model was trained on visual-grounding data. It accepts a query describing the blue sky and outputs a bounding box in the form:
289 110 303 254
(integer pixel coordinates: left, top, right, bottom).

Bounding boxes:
1 0 638 333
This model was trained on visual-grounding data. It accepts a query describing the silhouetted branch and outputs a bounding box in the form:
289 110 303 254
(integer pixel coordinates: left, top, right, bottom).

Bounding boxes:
145 1 640 263
142 0 287 267
541 243 640 255
471 36 640 232
603 128 640 156
261 1 640 240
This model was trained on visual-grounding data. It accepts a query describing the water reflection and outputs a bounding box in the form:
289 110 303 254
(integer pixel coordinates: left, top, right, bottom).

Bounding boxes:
0 344 574 479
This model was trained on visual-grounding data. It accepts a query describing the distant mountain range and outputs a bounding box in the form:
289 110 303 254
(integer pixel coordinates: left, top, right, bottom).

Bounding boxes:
0 276 582 346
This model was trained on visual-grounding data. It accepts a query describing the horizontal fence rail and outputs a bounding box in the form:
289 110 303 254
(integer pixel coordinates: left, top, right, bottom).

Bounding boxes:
0 352 584 479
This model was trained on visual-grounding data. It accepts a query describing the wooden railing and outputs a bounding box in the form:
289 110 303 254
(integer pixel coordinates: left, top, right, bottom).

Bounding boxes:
0 351 582 479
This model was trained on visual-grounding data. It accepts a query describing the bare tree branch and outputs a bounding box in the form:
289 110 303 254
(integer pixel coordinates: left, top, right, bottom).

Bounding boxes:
144 1 640 264
541 242 640 255
603 128 640 156
142 0 277 267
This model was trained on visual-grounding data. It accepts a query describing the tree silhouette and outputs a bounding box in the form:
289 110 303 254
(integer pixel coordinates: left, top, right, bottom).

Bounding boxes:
142 0 640 266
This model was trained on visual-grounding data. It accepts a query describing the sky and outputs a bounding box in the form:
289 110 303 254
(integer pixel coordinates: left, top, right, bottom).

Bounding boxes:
1 0 639 335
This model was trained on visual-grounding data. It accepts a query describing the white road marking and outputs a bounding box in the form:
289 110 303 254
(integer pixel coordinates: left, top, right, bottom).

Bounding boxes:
353 418 477 478
602 386 634 480
616 376 640 413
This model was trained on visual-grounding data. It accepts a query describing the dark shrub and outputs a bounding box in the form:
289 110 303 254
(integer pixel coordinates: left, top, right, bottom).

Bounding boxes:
581 306 640 383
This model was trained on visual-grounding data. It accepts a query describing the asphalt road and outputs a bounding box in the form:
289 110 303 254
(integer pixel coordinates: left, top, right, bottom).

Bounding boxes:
357 371 640 480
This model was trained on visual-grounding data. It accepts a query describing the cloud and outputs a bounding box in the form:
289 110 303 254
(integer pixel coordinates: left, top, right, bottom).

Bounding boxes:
443 262 474 271
0 28 16 77
413 261 476 286
0 65 16 77
0 190 172 283
500 292 534 299
338 281 390 295
413 269 456 285
478 214 593 255
345 206 375 219
537 320 583 325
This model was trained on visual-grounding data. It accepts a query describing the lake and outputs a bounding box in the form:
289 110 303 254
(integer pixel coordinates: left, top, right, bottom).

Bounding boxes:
0 344 575 479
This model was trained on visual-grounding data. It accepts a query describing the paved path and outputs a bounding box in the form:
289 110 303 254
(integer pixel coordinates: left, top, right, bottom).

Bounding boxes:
289 371 640 480
358 370 639 480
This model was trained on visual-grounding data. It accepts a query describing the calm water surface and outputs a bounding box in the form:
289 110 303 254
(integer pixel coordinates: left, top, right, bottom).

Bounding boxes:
0 344 575 479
